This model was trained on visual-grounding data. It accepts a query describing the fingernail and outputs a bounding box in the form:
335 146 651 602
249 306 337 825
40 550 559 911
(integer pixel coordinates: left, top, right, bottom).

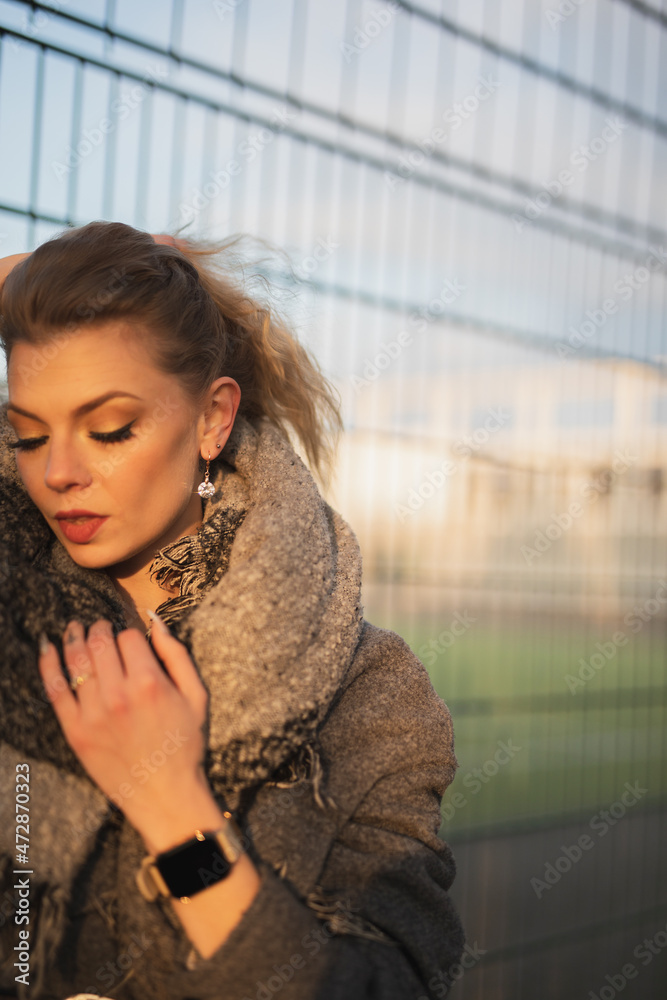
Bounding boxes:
38 632 51 655
64 619 82 637
146 609 170 634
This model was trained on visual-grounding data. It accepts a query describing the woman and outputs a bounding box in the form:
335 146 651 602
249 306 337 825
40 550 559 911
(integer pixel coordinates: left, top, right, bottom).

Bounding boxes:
0 222 464 1000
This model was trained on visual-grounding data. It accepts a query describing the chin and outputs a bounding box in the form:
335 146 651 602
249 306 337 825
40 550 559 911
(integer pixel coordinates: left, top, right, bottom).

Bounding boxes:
61 544 115 570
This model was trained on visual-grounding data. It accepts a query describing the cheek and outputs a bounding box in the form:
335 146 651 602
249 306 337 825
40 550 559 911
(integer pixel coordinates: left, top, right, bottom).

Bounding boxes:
14 456 44 504
109 425 195 509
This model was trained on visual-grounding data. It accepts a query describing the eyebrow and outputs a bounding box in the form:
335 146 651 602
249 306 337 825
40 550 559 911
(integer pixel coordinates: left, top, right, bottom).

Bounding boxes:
6 391 143 422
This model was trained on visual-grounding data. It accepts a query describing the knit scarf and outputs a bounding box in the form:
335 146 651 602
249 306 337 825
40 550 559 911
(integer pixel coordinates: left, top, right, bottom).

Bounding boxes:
0 405 364 996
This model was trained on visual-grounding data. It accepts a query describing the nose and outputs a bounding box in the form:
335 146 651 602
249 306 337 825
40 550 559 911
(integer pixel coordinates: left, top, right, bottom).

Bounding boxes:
43 437 94 494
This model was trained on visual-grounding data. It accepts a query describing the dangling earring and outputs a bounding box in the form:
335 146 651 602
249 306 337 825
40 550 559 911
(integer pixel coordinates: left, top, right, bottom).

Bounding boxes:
197 451 216 498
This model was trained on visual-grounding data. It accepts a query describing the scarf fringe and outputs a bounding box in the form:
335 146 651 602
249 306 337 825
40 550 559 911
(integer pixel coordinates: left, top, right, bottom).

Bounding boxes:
303 883 395 944
149 541 201 594
263 746 392 944
147 504 247 634
184 888 393 976
266 741 338 813
264 751 393 947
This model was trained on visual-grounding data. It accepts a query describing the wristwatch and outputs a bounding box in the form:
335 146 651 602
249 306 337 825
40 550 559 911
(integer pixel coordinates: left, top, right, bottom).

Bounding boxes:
135 810 245 904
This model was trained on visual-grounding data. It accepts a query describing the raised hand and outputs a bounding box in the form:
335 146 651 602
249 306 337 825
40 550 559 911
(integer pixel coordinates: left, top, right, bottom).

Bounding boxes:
38 614 262 959
38 615 217 851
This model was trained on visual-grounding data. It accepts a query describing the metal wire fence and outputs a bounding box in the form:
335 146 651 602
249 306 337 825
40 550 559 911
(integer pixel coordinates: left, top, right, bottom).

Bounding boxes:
0 1 665 997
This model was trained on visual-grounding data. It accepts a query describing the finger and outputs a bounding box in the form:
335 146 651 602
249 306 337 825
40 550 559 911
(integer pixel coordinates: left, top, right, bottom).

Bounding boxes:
37 635 78 729
145 612 207 707
86 618 127 705
113 625 172 690
62 620 98 701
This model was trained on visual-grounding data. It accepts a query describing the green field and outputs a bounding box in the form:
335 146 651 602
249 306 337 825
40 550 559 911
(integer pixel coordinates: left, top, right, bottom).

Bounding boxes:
370 614 667 840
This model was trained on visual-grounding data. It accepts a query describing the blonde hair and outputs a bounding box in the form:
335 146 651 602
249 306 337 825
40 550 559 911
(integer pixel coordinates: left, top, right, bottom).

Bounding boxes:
0 221 343 487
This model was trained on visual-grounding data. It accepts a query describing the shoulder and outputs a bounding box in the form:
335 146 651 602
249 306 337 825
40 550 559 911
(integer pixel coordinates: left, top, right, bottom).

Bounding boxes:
319 619 457 790
244 618 459 893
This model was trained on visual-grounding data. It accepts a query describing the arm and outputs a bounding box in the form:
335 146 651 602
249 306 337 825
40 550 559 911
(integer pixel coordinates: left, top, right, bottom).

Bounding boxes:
137 764 466 1000
117 625 466 999
133 769 261 961
37 614 261 961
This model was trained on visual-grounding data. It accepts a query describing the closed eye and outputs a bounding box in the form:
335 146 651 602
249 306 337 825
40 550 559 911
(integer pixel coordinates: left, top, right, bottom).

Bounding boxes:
7 435 47 452
8 420 137 452
90 420 137 445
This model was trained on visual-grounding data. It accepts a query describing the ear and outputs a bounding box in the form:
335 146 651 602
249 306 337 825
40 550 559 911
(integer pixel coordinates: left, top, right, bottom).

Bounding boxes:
198 377 241 459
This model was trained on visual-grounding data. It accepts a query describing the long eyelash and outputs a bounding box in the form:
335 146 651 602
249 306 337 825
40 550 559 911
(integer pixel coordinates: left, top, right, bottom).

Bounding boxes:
8 420 137 452
89 420 136 445
7 437 47 452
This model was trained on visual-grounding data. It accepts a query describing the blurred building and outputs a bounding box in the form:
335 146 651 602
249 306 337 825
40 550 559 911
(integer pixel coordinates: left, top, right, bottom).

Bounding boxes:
332 353 667 619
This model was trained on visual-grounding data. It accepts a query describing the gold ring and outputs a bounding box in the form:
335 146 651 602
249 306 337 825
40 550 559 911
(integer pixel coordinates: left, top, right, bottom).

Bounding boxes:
70 672 93 691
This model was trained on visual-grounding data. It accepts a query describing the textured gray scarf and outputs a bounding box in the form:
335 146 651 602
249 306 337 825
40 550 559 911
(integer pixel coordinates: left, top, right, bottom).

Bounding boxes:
0 405 364 996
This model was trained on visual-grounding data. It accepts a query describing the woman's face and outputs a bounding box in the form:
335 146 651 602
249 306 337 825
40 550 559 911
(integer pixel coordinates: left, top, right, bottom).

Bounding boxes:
6 320 216 574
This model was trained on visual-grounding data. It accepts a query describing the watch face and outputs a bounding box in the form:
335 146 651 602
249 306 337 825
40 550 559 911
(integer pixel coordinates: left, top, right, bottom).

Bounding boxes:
156 835 233 899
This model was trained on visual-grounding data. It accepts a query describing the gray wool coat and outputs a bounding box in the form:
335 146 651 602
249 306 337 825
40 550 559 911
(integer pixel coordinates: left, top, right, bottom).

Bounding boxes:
0 404 465 1000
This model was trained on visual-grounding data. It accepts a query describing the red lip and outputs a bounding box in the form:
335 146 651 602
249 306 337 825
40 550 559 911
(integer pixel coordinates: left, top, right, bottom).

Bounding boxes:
55 509 105 519
56 514 109 544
